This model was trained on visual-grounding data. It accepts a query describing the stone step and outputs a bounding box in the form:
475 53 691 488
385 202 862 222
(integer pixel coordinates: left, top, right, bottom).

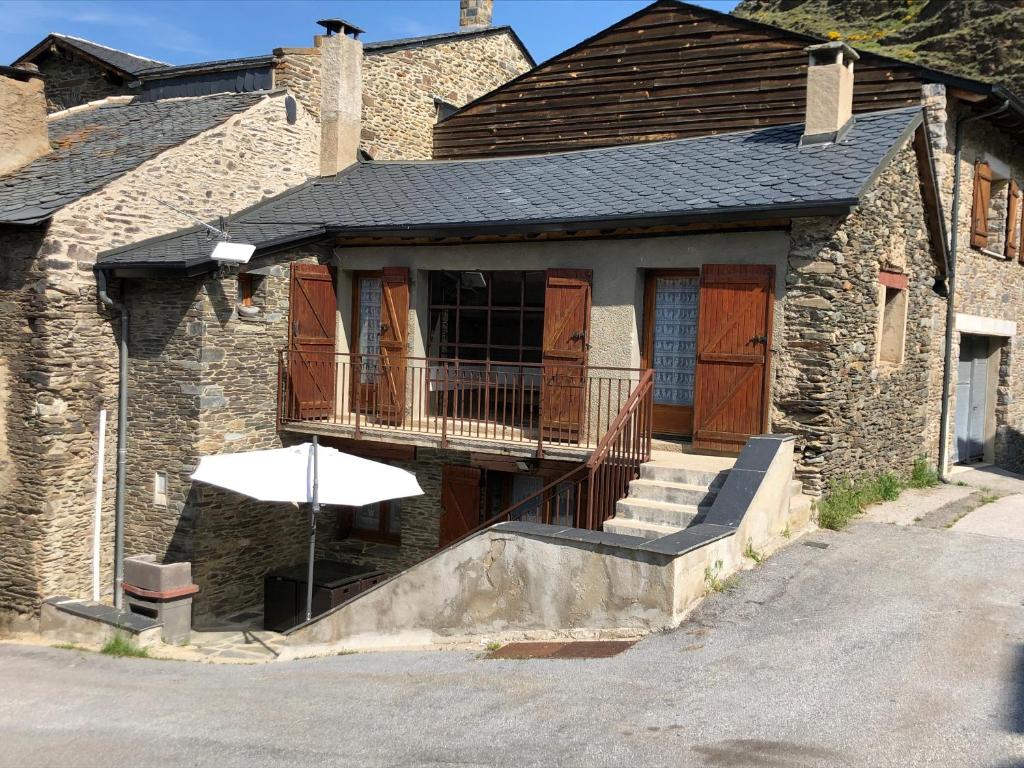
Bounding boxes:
640 462 730 488
603 516 683 539
790 479 804 497
615 497 702 527
627 478 718 506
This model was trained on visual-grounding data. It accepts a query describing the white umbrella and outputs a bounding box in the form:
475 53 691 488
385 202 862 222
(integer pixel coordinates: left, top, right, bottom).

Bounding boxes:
191 437 423 623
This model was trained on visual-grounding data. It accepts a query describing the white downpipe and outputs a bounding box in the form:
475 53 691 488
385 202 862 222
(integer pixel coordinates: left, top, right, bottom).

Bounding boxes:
92 409 107 602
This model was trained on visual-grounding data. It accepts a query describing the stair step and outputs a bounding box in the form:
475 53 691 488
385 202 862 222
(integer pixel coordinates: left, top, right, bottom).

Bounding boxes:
604 517 683 540
615 497 702 527
640 463 729 487
627 478 717 506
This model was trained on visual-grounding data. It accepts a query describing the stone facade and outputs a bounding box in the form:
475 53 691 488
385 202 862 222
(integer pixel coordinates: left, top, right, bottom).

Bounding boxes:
773 141 944 494
920 86 1024 474
32 50 134 113
0 93 319 627
275 30 532 162
361 32 531 160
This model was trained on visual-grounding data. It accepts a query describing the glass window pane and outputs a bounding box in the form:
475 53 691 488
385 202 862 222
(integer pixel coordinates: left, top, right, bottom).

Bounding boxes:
459 309 487 345
522 311 544 348
430 271 458 306
489 309 521 347
524 271 545 308
428 308 455 356
357 278 382 356
652 276 698 406
354 503 380 530
459 271 488 306
490 346 520 362
457 345 486 361
491 271 522 307
387 501 401 534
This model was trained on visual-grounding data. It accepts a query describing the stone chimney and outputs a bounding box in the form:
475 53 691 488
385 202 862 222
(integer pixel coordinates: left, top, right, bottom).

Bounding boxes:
460 0 493 29
317 20 364 177
802 41 859 145
0 64 50 176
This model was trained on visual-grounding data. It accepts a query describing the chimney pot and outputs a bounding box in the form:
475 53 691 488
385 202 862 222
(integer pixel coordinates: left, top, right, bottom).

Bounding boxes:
802 41 859 145
460 0 493 29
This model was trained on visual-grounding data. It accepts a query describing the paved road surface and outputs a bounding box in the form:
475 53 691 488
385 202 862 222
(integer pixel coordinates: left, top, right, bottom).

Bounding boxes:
2 519 1023 767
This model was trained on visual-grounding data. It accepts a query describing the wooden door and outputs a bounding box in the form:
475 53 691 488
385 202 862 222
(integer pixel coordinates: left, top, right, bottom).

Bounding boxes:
692 265 774 454
377 268 409 426
439 464 482 547
288 262 337 420
540 269 591 440
643 270 699 436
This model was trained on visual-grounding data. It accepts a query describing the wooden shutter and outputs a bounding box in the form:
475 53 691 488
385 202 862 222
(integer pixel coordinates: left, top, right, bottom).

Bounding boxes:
377 267 409 426
439 465 481 547
971 161 992 249
540 269 592 440
287 262 337 420
1019 193 1024 265
691 265 774 455
1007 180 1021 260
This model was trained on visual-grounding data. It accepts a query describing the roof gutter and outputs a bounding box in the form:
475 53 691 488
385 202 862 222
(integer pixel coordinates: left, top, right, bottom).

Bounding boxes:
937 98 1011 481
96 267 129 609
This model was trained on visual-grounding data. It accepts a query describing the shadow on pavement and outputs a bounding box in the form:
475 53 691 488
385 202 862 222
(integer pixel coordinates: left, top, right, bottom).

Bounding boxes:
1011 642 1024 735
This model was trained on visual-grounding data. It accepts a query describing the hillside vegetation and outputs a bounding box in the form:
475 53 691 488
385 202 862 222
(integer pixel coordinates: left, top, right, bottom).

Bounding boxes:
734 0 1024 93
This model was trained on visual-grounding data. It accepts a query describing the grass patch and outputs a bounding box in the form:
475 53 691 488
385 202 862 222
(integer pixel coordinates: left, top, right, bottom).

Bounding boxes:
907 456 940 489
978 490 1000 505
704 559 739 594
52 643 86 651
485 641 502 652
818 457 942 531
100 633 149 658
743 539 763 564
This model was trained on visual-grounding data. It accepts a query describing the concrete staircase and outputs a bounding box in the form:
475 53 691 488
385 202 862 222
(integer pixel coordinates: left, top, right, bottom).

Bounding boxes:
604 449 812 540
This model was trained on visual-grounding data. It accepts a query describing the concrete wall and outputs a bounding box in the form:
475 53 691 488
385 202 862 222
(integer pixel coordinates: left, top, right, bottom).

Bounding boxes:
0 92 319 625
281 437 802 656
337 231 792 371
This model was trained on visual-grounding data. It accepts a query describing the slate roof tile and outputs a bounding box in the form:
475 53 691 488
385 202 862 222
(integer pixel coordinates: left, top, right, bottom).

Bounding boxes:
0 91 271 225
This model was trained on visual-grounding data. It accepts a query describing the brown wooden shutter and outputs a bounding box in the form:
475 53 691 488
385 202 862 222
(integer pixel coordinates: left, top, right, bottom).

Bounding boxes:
378 267 409 426
287 262 337 420
1019 193 1024 265
1007 180 1021 260
540 269 592 440
971 161 992 249
439 464 481 547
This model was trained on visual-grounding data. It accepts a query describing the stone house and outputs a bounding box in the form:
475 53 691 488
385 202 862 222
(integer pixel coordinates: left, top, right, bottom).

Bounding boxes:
95 39 947 622
0 4 533 628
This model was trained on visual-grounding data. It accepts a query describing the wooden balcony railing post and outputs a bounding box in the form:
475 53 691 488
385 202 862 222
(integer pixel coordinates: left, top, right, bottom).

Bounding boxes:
441 364 449 449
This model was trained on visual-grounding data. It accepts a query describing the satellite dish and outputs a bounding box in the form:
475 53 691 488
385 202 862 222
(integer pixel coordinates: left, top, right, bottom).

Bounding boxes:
211 241 256 264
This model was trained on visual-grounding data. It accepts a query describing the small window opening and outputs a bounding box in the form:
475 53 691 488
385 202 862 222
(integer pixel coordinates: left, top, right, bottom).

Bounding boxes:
878 284 908 366
153 471 168 507
238 273 258 306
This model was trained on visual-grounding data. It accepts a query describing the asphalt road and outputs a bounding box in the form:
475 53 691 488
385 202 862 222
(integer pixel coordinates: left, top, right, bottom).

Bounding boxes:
2 520 1023 768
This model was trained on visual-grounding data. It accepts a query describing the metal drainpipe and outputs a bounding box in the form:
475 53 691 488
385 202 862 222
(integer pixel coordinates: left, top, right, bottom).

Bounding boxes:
96 268 129 609
937 98 1010 481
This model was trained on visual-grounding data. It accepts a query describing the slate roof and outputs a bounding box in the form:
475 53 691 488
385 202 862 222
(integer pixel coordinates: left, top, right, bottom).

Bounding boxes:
15 34 168 76
134 55 275 80
0 91 273 225
98 106 923 272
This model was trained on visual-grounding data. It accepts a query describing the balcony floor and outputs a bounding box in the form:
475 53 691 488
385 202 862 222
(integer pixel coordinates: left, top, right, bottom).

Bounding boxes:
281 419 594 462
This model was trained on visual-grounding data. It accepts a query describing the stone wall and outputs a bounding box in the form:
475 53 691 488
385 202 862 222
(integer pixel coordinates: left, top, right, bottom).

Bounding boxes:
0 92 319 624
773 140 945 494
362 32 532 160
33 50 134 113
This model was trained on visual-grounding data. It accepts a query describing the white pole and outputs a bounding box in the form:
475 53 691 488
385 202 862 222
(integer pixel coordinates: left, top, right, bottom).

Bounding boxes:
92 410 107 602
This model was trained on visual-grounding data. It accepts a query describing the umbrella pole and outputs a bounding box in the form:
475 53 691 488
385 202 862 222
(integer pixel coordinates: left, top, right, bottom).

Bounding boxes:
305 435 319 623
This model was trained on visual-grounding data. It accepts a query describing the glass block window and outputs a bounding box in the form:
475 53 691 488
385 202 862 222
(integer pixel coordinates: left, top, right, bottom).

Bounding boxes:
652 276 699 406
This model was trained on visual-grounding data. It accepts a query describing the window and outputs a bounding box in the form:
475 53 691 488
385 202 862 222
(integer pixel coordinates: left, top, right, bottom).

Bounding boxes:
971 160 1023 259
338 499 401 543
427 271 545 363
238 273 258 307
153 471 168 507
877 273 908 366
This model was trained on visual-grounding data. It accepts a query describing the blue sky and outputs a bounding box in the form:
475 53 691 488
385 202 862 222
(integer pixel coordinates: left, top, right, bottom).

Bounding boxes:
1 0 739 68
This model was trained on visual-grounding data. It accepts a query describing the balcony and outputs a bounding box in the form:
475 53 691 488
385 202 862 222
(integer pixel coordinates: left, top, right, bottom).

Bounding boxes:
277 351 649 459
